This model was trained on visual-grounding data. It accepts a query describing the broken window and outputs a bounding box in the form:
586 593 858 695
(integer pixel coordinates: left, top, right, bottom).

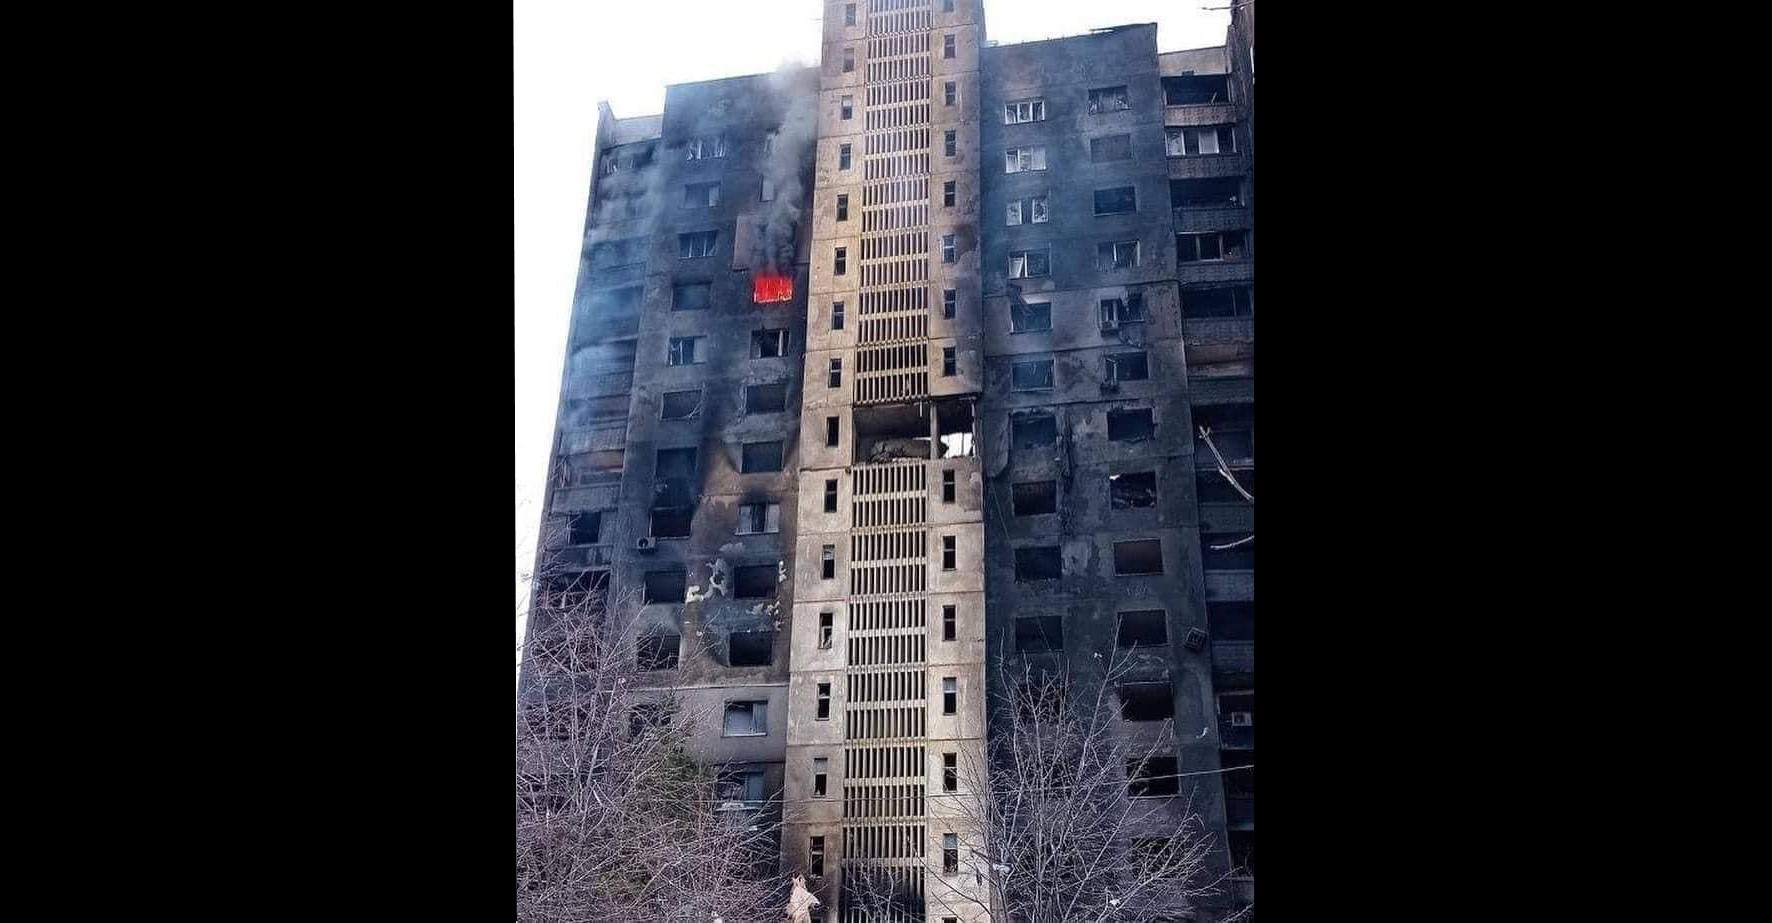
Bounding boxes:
840 95 853 120
1108 408 1155 441
816 681 831 718
1172 176 1244 209
821 545 836 579
1177 230 1248 262
684 136 727 160
1127 756 1180 797
567 510 603 545
943 288 957 318
1004 98 1045 124
843 47 854 72
942 833 959 874
824 479 839 513
655 446 696 480
1105 351 1149 383
1166 124 1237 157
539 569 608 612
942 677 957 715
1119 681 1175 721
1098 240 1140 270
637 633 680 670
649 507 692 538
1010 299 1051 333
1114 539 1164 575
942 604 956 641
678 231 717 259
1011 412 1056 449
1006 195 1049 226
1090 134 1133 163
1011 359 1053 391
942 535 956 570
683 182 719 208
1184 285 1254 318
667 336 703 365
832 301 845 329
943 34 954 58
839 144 852 170
942 347 956 376
943 181 955 208
819 610 834 649
741 441 785 473
1208 601 1255 641
820 415 837 447
1008 247 1050 278
1110 471 1157 509
729 628 775 664
643 569 687 604
745 382 788 413
943 752 958 791
814 757 829 796
810 835 826 878
672 282 712 315
942 469 955 503
1117 609 1168 647
723 700 768 736
828 358 843 388
736 502 781 535
1196 469 1254 503
1088 85 1131 113
942 234 956 263
943 81 956 105
716 768 766 805
1202 533 1255 570
660 389 702 420
1194 406 1254 463
834 246 847 274
1163 74 1229 106
1014 546 1062 581
837 194 849 221
944 130 956 157
1004 147 1048 173
1012 481 1057 516
752 328 789 358
1094 186 1137 215
1015 615 1063 652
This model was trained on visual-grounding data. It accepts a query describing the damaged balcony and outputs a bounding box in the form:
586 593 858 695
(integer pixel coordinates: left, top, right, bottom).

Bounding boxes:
1207 601 1254 683
851 400 975 466
1171 177 1246 234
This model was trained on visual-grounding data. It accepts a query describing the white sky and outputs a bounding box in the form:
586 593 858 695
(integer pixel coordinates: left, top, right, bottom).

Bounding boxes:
514 0 1233 639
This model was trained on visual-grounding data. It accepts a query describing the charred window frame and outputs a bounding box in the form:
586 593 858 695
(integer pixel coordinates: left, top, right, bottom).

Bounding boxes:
1008 247 1050 279
1006 195 1048 226
1087 85 1131 113
1113 539 1164 575
660 389 703 420
649 507 693 538
1166 124 1238 157
722 700 768 737
740 441 785 473
752 328 790 358
1011 359 1053 391
1105 351 1149 383
643 569 688 604
735 502 781 535
745 382 788 414
1163 74 1229 106
1197 469 1255 503
1171 176 1244 209
1183 285 1254 318
1109 471 1157 509
1015 615 1064 652
1010 412 1056 450
667 336 704 366
1093 186 1137 216
678 230 717 259
728 629 775 664
1116 609 1168 648
566 510 603 545
1194 405 1254 463
672 281 712 311
1097 239 1140 270
1118 680 1175 721
1012 480 1057 516
1099 293 1146 327
683 182 719 209
1127 756 1180 798
637 633 680 670
1107 408 1156 441
1014 545 1062 581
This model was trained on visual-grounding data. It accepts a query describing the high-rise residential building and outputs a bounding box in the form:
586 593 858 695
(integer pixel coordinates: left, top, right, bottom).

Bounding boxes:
524 2 1253 919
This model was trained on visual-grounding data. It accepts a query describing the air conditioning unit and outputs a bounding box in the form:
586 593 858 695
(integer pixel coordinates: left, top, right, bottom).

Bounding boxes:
635 536 658 552
1183 628 1208 652
1229 712 1253 727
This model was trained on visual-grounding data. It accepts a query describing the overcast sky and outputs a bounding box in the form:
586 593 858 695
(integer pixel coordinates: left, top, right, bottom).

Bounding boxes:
515 0 1233 628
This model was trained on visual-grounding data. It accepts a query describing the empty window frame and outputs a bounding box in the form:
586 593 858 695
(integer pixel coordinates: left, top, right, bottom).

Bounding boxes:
942 677 957 714
942 347 956 376
650 507 693 538
1004 147 1048 173
941 469 956 503
1118 680 1174 721
1109 471 1157 508
1105 351 1149 383
1008 248 1050 279
1207 601 1255 641
1011 359 1054 391
942 288 956 318
1087 85 1131 113
1010 412 1056 449
1009 299 1051 333
1099 293 1146 327
567 510 603 544
942 535 956 570
943 181 955 207
723 700 768 736
736 502 781 534
1113 539 1164 575
1012 480 1057 515
741 441 785 473
1177 231 1248 262
728 628 775 663
1094 186 1137 216
813 757 829 796
816 681 831 719
832 300 846 330
942 604 956 641
1091 133 1132 162
678 231 717 259
1183 285 1254 318
1097 240 1140 270
637 633 680 670
1116 609 1168 647
745 382 788 413
1014 546 1062 581
1197 469 1254 503
1107 408 1156 441
1127 756 1180 797
839 144 852 170
1202 532 1255 570
837 194 849 221
1006 194 1048 226
821 545 836 579
818 610 834 648
826 416 840 447
828 358 843 388
942 832 959 874
840 95 853 120
1015 615 1063 652
1172 176 1244 209
667 336 704 365
824 478 839 513
1004 98 1046 124
685 136 726 160
942 234 956 263
942 752 958 791
672 282 711 312
752 328 789 357
683 182 719 208
1166 124 1237 157
944 130 956 157
1194 405 1254 462
1163 74 1229 105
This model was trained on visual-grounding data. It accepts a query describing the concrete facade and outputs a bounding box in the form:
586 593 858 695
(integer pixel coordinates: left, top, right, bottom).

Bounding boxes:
525 2 1254 919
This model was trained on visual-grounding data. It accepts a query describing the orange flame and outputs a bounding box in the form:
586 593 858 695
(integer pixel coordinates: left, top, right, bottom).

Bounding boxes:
753 274 793 304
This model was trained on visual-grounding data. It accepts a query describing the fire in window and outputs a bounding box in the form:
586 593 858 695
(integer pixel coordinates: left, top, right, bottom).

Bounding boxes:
753 273 793 303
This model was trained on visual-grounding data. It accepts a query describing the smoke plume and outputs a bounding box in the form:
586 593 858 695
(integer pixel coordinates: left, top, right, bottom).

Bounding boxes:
750 65 818 275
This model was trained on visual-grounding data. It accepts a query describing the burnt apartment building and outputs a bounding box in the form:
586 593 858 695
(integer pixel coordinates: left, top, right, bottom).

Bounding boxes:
525 1 1252 918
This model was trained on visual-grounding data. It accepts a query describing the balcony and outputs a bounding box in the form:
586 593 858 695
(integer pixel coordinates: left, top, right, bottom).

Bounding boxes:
1204 570 1254 602
1173 207 1248 235
1197 502 1252 534
1187 377 1253 407
1164 102 1236 128
1183 316 1253 345
1176 259 1254 286
1167 153 1251 181
1212 641 1254 682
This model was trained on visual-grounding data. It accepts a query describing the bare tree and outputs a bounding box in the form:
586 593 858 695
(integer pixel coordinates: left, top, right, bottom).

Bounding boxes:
516 560 785 922
847 654 1248 923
